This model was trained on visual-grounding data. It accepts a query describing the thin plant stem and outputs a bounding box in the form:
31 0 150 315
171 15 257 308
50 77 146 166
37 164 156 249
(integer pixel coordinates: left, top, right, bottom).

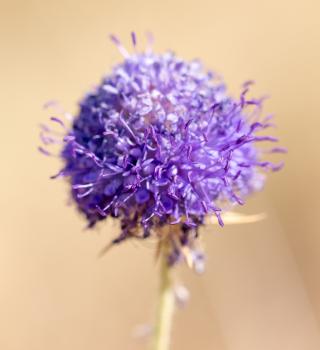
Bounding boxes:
152 244 175 350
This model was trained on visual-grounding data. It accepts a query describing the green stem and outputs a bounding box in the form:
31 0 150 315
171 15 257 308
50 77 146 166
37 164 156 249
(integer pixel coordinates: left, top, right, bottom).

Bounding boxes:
153 248 175 350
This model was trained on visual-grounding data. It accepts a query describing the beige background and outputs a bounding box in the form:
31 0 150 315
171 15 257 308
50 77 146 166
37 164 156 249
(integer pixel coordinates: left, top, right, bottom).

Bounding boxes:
1 0 320 349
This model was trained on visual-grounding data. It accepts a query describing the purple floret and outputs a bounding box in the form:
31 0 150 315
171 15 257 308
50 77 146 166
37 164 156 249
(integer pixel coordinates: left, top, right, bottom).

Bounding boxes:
41 36 283 266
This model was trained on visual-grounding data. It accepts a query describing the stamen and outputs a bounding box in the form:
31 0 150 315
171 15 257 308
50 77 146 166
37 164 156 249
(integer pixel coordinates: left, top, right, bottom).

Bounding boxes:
109 34 130 58
73 183 94 189
50 116 67 130
119 114 139 143
131 31 137 48
145 31 154 53
38 146 51 156
77 188 93 198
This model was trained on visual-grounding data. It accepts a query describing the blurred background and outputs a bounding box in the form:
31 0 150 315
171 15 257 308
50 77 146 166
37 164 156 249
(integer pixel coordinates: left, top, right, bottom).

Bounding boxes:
1 0 320 349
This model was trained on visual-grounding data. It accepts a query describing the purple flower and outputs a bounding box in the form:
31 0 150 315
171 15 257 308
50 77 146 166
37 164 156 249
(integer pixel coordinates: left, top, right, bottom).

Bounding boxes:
40 34 284 267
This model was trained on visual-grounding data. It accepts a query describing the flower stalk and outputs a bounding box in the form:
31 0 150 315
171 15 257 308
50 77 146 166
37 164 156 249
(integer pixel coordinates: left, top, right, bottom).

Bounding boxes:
153 242 175 350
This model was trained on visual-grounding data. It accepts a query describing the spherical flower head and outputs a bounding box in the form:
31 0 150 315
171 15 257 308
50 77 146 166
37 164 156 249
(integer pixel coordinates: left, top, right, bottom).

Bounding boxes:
40 34 284 267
